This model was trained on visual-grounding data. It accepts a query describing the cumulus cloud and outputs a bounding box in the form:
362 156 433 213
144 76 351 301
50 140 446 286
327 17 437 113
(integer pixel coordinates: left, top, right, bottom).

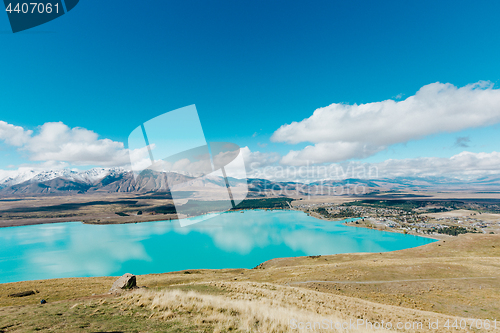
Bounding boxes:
240 146 280 171
280 142 384 166
244 150 500 182
0 121 32 146
0 121 144 168
376 151 500 178
22 122 131 166
272 81 500 165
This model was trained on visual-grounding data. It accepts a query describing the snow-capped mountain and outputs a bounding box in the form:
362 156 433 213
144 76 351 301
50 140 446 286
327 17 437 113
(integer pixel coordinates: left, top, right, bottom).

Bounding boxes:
0 167 196 195
0 167 126 188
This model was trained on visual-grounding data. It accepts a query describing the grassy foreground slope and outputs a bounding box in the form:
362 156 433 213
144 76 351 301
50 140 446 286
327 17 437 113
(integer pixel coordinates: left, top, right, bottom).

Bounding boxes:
0 234 498 332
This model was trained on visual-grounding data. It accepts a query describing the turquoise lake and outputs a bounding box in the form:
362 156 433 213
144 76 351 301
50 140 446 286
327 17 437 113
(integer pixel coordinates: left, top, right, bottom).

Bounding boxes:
0 210 436 284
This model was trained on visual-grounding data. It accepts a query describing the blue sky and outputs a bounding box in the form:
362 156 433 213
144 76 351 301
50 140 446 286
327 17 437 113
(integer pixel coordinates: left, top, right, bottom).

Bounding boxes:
2 0 500 178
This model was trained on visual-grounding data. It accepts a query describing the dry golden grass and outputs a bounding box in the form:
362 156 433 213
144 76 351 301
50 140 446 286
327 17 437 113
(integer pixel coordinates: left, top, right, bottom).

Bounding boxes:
123 283 390 332
0 276 116 307
252 234 500 319
123 281 490 332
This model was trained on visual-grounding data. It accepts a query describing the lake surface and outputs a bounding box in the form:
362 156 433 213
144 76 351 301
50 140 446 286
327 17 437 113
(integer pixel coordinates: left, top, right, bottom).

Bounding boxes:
0 210 436 284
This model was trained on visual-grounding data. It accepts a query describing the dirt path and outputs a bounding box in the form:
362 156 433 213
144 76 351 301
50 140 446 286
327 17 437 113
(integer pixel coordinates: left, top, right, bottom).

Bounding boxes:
288 276 497 285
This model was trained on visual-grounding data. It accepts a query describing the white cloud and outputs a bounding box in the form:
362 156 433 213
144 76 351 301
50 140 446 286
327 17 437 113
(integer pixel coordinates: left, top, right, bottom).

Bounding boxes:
280 142 384 166
23 122 131 166
376 151 500 178
0 121 32 146
248 150 500 182
240 146 280 171
0 121 143 168
272 81 500 165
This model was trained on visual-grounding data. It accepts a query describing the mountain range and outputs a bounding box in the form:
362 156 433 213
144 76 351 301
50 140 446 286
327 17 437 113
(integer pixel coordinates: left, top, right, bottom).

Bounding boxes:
1 168 500 196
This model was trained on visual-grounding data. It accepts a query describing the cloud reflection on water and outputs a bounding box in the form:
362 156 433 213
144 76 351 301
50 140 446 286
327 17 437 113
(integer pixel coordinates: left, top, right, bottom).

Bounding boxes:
0 210 434 283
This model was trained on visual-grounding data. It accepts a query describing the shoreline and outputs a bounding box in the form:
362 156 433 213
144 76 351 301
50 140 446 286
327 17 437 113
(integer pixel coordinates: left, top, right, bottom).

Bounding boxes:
341 219 445 240
301 209 449 241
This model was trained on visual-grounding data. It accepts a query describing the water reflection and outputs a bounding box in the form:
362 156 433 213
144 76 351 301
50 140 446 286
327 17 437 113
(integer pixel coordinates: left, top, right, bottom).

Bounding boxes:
0 210 435 283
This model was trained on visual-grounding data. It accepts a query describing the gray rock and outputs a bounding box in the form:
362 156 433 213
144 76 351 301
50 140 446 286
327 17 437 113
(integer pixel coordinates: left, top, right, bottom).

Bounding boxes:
109 273 136 292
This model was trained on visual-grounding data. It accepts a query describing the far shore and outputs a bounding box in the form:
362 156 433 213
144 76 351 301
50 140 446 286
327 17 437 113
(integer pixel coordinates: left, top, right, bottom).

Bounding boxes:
0 196 493 243
0 207 287 228
0 207 449 241
0 214 180 228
